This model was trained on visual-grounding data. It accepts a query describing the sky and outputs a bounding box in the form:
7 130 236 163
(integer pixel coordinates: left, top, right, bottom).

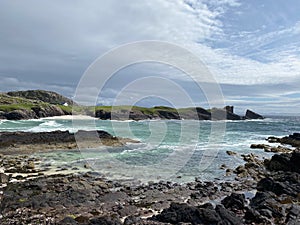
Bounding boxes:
0 0 299 115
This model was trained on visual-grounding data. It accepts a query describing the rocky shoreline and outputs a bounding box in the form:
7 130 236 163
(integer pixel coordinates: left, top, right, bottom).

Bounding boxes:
0 130 138 155
0 133 299 224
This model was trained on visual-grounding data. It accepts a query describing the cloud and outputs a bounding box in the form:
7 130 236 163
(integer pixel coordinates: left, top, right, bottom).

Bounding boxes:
0 0 299 113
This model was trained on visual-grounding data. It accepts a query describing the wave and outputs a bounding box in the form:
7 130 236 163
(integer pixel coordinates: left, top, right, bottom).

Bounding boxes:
27 120 64 132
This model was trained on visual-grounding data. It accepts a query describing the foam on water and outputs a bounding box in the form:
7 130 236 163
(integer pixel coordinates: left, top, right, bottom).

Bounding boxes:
27 120 63 132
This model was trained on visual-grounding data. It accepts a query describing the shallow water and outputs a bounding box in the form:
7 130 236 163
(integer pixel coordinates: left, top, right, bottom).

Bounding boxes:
0 116 299 182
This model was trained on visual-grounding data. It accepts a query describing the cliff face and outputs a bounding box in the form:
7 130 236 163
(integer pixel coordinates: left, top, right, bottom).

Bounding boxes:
94 105 257 121
0 90 72 120
0 90 265 121
7 90 75 106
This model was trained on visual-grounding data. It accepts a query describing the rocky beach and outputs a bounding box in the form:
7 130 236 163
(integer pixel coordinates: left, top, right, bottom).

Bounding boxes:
0 130 299 224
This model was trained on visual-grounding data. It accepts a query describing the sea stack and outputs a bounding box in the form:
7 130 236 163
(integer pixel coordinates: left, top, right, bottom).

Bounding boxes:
245 109 264 119
224 106 234 114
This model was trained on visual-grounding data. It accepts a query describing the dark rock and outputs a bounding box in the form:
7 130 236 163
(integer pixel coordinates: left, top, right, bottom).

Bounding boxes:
245 109 264 119
4 109 37 120
211 108 242 120
250 192 285 219
266 133 300 147
152 202 208 224
95 109 112 120
257 177 298 197
88 215 122 225
244 207 266 224
195 107 211 120
58 217 79 225
224 105 234 114
226 150 237 156
0 111 6 119
124 215 142 225
156 109 180 120
0 130 116 148
250 143 270 150
152 202 243 225
290 151 300 173
215 205 243 225
266 153 292 171
221 193 246 210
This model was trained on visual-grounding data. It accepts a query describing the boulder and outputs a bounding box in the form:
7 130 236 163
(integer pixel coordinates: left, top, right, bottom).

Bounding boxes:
266 151 300 173
221 193 246 210
245 109 264 119
152 202 243 224
265 153 292 171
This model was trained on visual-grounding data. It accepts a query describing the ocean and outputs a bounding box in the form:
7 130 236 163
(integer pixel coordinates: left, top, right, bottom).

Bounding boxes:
0 116 299 183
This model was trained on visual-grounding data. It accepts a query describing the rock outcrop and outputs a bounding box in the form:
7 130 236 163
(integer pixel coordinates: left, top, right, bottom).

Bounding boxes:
94 106 247 121
0 105 68 120
245 109 264 119
0 130 122 148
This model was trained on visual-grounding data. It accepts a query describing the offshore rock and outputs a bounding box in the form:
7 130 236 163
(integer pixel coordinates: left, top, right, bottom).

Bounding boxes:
245 109 264 119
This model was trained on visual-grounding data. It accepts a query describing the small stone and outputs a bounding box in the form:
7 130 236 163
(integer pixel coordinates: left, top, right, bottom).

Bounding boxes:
226 151 237 156
0 173 9 183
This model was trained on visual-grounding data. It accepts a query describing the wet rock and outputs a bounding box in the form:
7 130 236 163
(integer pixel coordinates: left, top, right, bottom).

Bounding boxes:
226 150 237 156
267 133 300 148
221 193 246 210
250 144 271 149
234 165 248 178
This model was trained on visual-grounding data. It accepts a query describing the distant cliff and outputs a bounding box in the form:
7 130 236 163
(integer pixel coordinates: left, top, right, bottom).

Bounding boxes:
0 90 73 120
0 90 264 121
6 90 76 106
94 105 264 121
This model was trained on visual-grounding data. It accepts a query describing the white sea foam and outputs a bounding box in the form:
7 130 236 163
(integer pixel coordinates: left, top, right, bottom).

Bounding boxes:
27 120 64 132
42 115 96 120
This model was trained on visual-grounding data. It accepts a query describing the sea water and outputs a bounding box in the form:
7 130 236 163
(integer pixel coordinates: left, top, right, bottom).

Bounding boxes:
0 116 299 182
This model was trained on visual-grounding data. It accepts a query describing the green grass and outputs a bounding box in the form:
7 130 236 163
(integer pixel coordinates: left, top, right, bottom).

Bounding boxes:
0 104 36 112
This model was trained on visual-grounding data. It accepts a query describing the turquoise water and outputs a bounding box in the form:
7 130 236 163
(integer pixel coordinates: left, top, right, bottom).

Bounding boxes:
0 116 299 182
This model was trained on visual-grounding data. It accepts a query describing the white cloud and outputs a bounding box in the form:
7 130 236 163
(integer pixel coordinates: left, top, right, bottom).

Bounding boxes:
0 0 299 113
